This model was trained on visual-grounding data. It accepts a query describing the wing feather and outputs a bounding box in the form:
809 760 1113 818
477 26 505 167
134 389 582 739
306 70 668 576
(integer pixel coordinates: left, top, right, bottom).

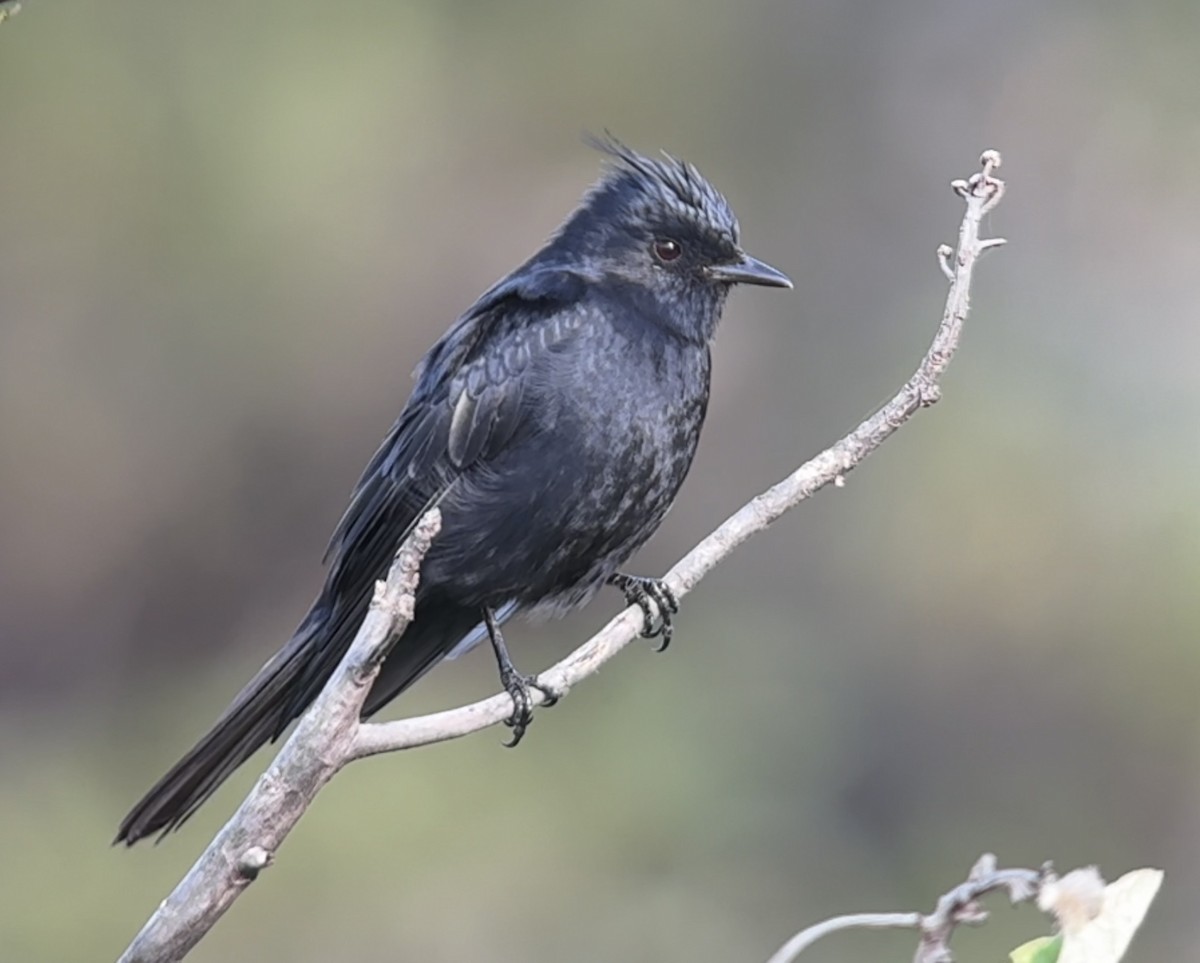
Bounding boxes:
322 264 592 590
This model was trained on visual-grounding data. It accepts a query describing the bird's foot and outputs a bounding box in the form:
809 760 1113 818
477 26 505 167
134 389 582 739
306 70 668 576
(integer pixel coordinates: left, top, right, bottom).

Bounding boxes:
482 603 561 747
498 667 561 747
608 573 679 652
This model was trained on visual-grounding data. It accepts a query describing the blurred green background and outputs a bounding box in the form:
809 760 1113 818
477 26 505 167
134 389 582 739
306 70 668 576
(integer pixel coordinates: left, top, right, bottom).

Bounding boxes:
2 1 1198 960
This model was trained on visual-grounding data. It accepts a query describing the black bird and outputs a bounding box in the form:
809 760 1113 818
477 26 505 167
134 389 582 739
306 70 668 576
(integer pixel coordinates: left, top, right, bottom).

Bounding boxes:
117 137 791 845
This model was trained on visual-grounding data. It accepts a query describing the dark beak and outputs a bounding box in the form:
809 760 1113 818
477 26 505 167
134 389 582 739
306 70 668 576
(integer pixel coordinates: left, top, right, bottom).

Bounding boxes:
707 253 792 288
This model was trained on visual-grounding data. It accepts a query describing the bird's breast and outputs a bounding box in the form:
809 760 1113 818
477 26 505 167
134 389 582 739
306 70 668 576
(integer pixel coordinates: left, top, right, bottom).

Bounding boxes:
428 319 711 613
516 328 709 601
554 324 709 475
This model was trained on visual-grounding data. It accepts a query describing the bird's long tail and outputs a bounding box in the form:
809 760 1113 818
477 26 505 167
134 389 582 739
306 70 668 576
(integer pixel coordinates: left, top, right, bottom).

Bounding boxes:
115 613 326 845
116 599 480 845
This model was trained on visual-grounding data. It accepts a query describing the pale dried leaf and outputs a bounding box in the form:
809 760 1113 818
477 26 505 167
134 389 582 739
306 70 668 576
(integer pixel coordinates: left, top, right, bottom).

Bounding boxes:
1057 869 1163 963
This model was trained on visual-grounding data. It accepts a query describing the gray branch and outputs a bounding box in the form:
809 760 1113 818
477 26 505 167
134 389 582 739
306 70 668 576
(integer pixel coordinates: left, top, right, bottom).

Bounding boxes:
115 151 1006 962
766 853 1046 963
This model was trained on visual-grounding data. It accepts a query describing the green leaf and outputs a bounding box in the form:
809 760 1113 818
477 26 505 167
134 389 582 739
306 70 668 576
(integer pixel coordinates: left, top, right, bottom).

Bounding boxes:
1010 934 1062 963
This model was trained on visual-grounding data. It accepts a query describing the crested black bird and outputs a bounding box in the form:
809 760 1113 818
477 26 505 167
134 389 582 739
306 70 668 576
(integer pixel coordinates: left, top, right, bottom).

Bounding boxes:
117 137 791 845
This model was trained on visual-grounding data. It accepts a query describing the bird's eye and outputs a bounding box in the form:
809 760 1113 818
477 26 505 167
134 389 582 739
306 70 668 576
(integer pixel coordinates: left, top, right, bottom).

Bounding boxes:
652 238 683 263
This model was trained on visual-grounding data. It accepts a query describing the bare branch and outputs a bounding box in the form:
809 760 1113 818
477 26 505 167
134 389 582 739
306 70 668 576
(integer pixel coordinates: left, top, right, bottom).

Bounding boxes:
915 853 1044 963
116 150 1006 962
767 853 1046 963
116 510 443 963
354 148 1007 759
766 913 923 963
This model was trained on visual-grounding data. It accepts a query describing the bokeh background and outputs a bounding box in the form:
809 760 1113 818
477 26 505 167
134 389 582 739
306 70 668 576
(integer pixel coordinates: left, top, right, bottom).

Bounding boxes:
2 1 1198 960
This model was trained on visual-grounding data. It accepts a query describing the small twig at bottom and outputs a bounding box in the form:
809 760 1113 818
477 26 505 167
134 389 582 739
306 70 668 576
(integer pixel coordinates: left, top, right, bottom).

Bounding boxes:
766 912 922 963
766 853 1046 963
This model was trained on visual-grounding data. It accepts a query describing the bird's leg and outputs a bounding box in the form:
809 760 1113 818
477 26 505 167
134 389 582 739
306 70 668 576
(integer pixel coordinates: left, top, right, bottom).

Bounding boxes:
607 573 679 652
482 606 559 747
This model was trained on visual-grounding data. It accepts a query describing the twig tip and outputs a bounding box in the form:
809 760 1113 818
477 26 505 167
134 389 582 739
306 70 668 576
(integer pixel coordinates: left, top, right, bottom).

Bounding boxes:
937 244 955 280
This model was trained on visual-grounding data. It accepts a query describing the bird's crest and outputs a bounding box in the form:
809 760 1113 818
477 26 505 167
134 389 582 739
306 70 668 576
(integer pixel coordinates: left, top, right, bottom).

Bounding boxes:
583 133 740 242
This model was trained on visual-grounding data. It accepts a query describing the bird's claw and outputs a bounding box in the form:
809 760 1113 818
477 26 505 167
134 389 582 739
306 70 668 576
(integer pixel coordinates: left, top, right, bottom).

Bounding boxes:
499 669 560 747
609 573 679 652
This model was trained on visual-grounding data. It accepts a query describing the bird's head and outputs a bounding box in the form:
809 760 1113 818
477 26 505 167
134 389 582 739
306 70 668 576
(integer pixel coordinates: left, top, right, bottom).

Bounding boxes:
547 135 791 341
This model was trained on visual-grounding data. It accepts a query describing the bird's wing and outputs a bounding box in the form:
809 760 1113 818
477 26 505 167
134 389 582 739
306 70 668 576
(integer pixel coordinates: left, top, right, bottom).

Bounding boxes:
271 263 594 726
322 263 593 586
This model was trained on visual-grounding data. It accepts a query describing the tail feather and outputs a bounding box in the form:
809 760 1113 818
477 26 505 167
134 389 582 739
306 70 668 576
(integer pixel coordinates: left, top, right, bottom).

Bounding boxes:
115 619 320 845
115 599 482 845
